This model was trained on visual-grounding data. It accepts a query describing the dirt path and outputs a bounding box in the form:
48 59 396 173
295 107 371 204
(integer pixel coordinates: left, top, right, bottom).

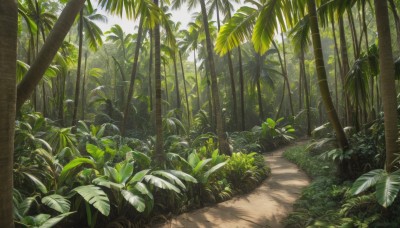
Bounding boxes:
154 142 310 228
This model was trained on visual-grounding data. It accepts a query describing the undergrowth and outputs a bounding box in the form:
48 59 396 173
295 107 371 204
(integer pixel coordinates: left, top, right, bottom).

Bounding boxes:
282 144 400 228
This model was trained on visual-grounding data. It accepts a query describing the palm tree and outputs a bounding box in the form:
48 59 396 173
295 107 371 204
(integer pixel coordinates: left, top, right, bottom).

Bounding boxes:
17 0 87 111
307 0 349 149
172 0 230 154
0 0 18 226
374 0 398 172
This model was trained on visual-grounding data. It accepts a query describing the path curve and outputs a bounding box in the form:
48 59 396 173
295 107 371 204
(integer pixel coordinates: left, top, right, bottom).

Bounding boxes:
154 142 310 228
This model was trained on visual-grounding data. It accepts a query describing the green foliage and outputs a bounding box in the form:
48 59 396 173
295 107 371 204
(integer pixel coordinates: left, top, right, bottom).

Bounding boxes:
253 117 295 151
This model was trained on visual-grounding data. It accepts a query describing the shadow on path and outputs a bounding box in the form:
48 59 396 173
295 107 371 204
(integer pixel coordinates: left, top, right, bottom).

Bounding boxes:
153 142 310 228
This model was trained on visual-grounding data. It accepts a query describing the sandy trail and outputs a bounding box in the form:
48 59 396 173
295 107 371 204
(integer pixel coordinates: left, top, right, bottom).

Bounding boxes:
154 142 310 228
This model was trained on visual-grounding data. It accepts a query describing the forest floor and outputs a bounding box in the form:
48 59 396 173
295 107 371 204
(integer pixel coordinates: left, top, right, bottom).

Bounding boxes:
154 141 310 228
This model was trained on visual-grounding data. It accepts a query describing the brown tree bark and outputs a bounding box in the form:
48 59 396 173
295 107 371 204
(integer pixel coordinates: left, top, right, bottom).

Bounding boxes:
0 0 17 226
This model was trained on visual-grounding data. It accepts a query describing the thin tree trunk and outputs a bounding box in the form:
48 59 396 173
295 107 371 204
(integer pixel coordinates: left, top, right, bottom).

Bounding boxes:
299 60 303 111
149 30 154 111
308 0 349 149
0 0 17 226
374 0 398 172
122 15 144 136
179 51 191 129
194 49 200 111
173 53 181 112
256 78 264 120
200 0 230 155
238 46 245 130
301 51 312 136
72 9 84 127
81 52 88 120
276 82 285 119
17 0 86 111
227 50 238 128
339 16 352 126
163 61 169 104
281 33 294 116
154 0 164 163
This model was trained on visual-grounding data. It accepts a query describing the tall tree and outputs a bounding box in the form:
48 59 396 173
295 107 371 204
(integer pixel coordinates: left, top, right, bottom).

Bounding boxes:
0 0 18 226
307 0 349 149
374 0 398 172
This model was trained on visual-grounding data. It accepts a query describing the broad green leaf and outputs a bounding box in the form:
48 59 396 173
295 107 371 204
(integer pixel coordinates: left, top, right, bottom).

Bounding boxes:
204 162 227 181
350 169 385 195
73 185 110 216
129 169 151 184
59 158 96 183
39 212 75 228
23 172 47 194
41 194 70 213
115 162 134 184
144 175 181 193
193 159 211 175
133 182 153 199
121 190 145 212
376 171 400 208
152 170 186 189
167 170 197 183
86 144 104 162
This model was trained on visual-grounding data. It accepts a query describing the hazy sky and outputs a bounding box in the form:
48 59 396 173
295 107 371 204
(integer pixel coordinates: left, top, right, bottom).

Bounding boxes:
96 1 242 34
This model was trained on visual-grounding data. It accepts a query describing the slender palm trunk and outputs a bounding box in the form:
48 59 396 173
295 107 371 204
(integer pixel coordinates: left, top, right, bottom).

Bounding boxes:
17 0 86 111
154 0 164 163
0 1 17 226
256 78 264 120
301 51 311 136
179 51 191 129
238 46 245 130
339 16 352 126
149 30 154 111
163 61 169 104
81 52 88 120
72 9 84 127
194 49 200 111
281 33 294 116
122 15 144 136
200 0 230 155
374 0 398 172
227 50 238 128
308 0 349 149
173 53 181 112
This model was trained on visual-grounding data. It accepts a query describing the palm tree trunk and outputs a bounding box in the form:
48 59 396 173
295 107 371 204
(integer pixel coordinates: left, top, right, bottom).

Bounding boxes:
72 9 84 127
17 0 86 111
281 33 294 116
122 15 144 136
339 16 352 126
227 50 238 128
194 49 200 111
374 0 398 172
149 30 154 111
301 51 312 136
154 0 164 163
163 61 169 104
0 1 17 226
173 53 181 112
200 0 230 155
81 52 88 120
308 0 349 149
179 51 191 129
238 46 245 130
256 78 264 120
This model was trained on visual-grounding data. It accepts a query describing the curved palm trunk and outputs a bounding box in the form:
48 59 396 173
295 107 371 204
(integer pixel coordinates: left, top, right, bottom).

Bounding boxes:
308 0 349 149
179 51 191 129
122 15 144 136
199 0 230 155
17 0 86 111
72 9 84 127
374 0 398 172
154 0 164 163
0 1 17 226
